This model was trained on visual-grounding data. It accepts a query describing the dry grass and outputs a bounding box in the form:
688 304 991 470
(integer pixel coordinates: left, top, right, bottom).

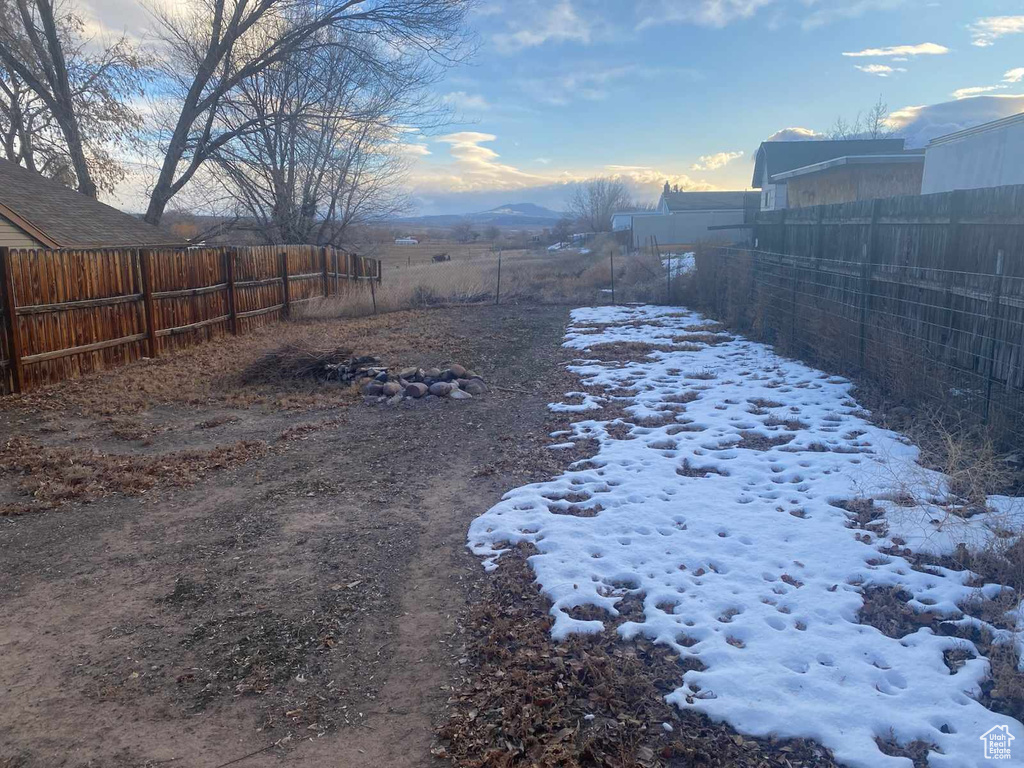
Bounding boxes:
436 544 839 768
0 435 266 515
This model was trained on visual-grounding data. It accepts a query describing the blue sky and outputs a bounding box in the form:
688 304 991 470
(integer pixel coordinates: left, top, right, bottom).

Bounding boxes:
403 0 1024 214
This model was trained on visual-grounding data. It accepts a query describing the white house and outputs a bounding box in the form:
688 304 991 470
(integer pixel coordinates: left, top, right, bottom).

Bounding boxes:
751 138 907 211
921 111 1024 194
628 186 757 247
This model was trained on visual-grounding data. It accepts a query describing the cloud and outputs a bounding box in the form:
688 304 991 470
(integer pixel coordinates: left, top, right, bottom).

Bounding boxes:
970 16 1024 47
442 91 491 111
1004 68 1024 84
691 151 744 171
800 0 904 30
407 133 718 215
888 94 1024 147
493 0 591 53
854 64 906 77
516 64 698 106
952 85 1007 100
763 127 825 142
842 42 949 58
636 0 773 30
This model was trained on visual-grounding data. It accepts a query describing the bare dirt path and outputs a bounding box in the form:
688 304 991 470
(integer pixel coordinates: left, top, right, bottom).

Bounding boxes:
0 304 573 768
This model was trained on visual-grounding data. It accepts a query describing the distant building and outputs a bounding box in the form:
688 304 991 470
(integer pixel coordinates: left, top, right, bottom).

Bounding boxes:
773 152 924 208
629 186 758 247
611 210 660 232
751 138 907 210
0 157 183 249
921 111 1024 194
394 237 419 245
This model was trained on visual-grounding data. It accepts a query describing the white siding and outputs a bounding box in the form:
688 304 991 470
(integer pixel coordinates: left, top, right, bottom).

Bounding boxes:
631 210 745 247
922 118 1024 194
0 213 42 248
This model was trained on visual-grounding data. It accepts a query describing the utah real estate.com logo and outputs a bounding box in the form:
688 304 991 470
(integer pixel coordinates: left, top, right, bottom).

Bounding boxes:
979 725 1015 760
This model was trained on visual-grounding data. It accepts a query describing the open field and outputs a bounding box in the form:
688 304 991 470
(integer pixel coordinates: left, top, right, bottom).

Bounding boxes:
363 240 514 267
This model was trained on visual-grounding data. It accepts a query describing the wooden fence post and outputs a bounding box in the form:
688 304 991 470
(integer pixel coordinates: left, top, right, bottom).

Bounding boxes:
983 250 1006 423
225 247 238 336
280 250 291 318
321 246 329 297
139 248 159 358
0 247 23 393
814 205 825 266
858 199 880 369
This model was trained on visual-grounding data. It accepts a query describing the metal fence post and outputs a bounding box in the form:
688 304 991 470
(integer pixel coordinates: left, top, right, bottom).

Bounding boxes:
0 247 23 393
139 248 159 358
495 250 502 305
983 250 1006 423
609 248 616 304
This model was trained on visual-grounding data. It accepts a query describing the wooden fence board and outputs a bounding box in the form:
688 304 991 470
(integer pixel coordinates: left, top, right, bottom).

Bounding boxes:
0 244 380 394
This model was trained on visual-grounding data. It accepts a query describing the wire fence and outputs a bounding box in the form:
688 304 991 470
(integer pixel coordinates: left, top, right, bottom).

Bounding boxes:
689 245 1024 443
295 242 693 319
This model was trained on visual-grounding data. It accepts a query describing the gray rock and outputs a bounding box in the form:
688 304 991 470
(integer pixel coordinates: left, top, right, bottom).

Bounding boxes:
399 367 418 380
450 364 467 378
374 371 389 382
405 382 428 398
382 381 401 397
440 369 455 382
464 379 487 395
449 389 473 400
386 393 404 406
456 378 472 389
398 377 411 389
429 382 453 396
425 367 442 379
361 382 384 396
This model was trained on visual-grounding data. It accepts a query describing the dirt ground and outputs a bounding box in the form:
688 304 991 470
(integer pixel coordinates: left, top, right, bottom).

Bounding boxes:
0 304 578 768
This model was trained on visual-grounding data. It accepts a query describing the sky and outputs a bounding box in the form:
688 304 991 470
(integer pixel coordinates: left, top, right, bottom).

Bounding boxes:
83 0 1024 216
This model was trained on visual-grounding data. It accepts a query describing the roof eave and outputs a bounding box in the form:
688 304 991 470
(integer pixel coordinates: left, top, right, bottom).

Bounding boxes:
0 200 61 248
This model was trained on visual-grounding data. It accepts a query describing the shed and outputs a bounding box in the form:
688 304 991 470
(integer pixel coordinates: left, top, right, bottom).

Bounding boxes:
751 139 906 211
0 158 183 249
772 153 925 208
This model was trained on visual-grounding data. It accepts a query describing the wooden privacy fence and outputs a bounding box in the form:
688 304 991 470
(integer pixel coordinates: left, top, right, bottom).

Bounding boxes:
695 184 1024 433
0 244 381 394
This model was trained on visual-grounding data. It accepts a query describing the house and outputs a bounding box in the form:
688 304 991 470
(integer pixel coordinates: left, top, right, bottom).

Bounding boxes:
0 158 183 249
629 186 758 248
751 138 907 210
773 151 924 208
611 210 660 232
921 111 1024 194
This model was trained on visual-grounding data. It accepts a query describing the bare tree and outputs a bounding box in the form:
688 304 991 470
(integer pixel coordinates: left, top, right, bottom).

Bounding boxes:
205 31 420 245
450 220 474 243
827 97 895 141
552 215 572 244
142 0 470 225
0 0 146 196
483 224 500 242
567 177 632 233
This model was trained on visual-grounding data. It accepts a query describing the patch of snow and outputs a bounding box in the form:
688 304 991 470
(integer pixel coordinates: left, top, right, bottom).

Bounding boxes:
469 304 1024 768
662 252 695 278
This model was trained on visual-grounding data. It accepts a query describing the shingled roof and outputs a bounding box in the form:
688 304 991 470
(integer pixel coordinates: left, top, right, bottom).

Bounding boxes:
661 191 756 212
752 139 906 188
0 158 184 248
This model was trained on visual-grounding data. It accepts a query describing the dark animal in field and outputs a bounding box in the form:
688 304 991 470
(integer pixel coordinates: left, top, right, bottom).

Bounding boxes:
432 253 451 262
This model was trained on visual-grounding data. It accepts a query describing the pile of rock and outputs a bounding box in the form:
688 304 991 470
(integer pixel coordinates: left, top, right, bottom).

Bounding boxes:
359 363 488 404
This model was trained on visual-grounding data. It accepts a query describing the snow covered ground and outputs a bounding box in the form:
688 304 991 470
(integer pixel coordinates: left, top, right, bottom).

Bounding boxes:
469 305 1024 768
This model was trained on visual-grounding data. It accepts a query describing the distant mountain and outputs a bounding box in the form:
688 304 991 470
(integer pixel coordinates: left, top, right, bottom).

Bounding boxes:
394 203 566 229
